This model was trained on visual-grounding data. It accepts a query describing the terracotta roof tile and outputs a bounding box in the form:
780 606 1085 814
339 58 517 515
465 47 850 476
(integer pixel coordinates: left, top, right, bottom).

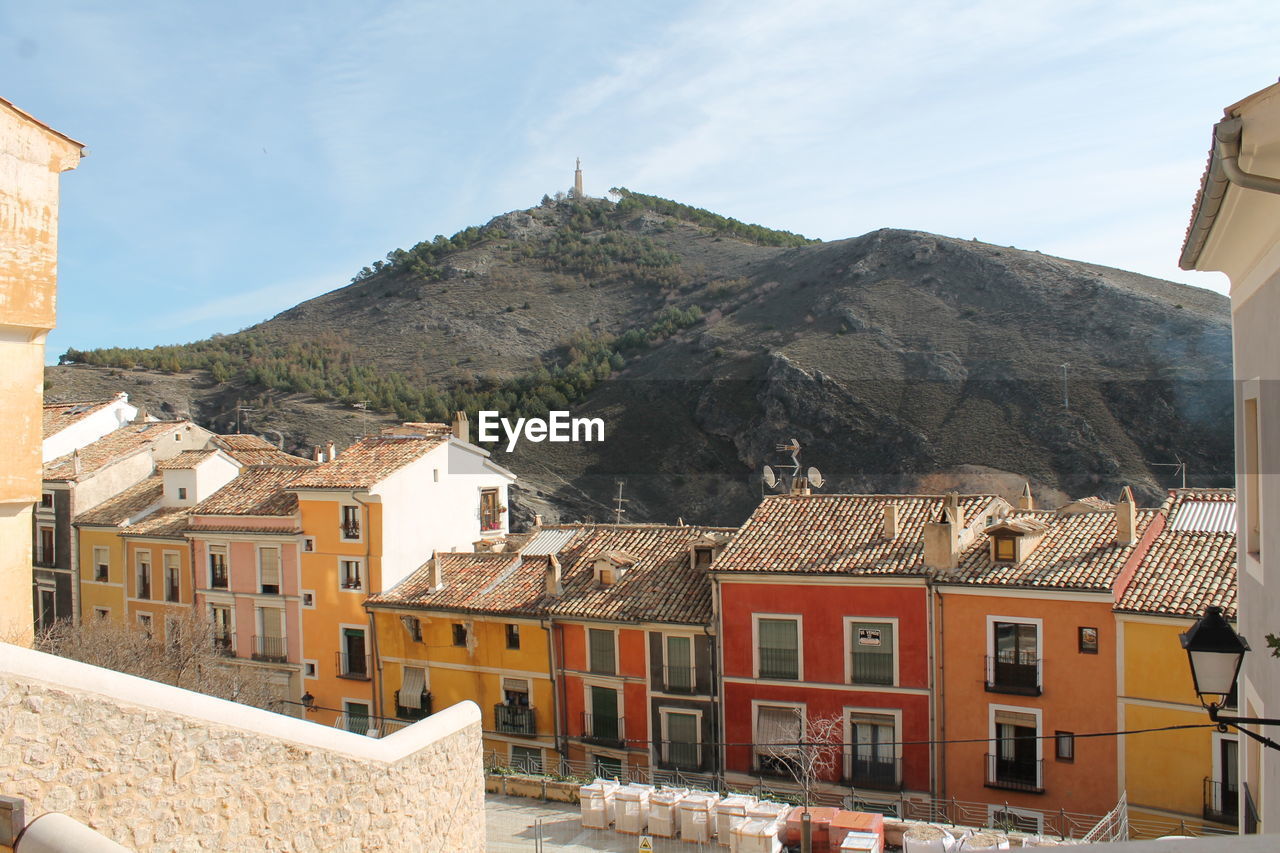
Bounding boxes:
367 552 550 616
1117 489 1237 619
42 398 118 438
154 449 219 470
288 431 449 490
712 494 1001 576
122 507 191 539
212 435 314 467
947 507 1162 591
212 434 276 450
189 465 313 520
43 421 190 482
74 477 163 527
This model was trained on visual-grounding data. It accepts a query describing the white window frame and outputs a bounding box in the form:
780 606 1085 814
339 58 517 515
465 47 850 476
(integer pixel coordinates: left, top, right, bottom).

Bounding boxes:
1211 729 1239 802
37 524 55 563
206 542 230 588
587 626 620 675
658 706 703 768
338 623 369 676
257 544 282 593
302 536 316 553
136 611 154 635
92 546 110 583
38 491 55 512
177 486 188 501
751 613 803 681
339 558 365 592
842 706 903 783
843 616 900 687
134 548 153 599
988 703 1043 788
93 606 110 620
342 699 372 735
162 550 182 602
750 699 805 771
501 675 530 702
302 659 318 679
301 589 316 609
662 631 696 691
339 504 362 542
985 614 1044 687
582 680 624 742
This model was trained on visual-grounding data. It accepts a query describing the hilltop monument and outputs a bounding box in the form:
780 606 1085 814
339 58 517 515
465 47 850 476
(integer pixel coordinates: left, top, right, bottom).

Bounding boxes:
573 157 584 199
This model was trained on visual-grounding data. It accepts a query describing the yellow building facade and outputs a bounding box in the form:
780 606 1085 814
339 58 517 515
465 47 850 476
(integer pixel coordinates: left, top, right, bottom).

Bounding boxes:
122 521 195 644
76 525 128 622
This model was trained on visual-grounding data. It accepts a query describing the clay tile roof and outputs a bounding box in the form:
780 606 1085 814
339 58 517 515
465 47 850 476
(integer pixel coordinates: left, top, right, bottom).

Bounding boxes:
211 436 314 467
288 431 450 490
948 507 1162 591
367 552 550 617
1117 489 1237 619
189 465 313 520
42 398 116 438
213 434 275 450
154 449 219 470
122 507 191 539
43 421 189 482
74 476 163 527
542 524 737 624
712 494 1000 576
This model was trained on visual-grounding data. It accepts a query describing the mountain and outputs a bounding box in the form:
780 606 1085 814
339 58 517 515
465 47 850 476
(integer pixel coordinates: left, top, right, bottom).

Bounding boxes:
48 191 1233 526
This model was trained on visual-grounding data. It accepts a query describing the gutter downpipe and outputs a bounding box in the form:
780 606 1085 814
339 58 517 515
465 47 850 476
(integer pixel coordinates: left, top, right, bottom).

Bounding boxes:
542 617 562 760
934 583 946 803
1217 117 1280 195
351 490 378 729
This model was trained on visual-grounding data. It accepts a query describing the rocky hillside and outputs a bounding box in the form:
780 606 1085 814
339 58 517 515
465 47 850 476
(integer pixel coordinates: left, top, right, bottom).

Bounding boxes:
49 192 1233 526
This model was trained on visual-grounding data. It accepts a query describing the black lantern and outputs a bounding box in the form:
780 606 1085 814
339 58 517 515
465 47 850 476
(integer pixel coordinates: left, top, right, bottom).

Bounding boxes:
301 691 316 712
1181 606 1248 709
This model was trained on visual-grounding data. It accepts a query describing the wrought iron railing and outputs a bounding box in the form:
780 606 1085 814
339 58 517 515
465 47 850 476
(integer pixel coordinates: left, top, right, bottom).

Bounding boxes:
580 712 625 747
494 703 537 736
985 654 1041 695
251 634 288 663
845 756 901 791
658 739 702 771
851 653 895 685
212 633 235 657
335 651 370 680
1203 776 1239 825
986 753 1043 793
758 646 799 680
663 664 696 693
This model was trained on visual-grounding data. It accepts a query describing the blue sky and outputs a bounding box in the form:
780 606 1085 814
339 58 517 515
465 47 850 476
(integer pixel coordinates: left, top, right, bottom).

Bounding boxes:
4 1 1277 359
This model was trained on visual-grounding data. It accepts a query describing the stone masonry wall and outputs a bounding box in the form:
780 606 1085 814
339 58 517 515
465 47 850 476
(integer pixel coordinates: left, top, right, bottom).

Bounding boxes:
0 646 484 852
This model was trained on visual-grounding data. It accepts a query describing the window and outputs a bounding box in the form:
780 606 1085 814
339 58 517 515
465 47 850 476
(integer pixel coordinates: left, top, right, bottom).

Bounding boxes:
1055 731 1075 762
93 607 109 620
988 619 1040 695
208 545 228 589
506 623 520 650
662 710 700 770
303 537 315 553
692 546 713 569
849 713 899 789
135 552 152 600
303 661 317 679
1078 627 1099 654
340 560 363 591
37 526 54 565
340 505 361 540
496 678 535 735
503 677 530 707
211 605 233 655
989 708 1041 791
586 685 622 745
480 489 502 531
343 700 370 734
401 615 422 642
665 635 694 693
1207 736 1240 823
93 546 110 582
164 552 181 602
592 754 623 780
850 620 895 685
259 547 281 594
174 433 181 442
397 666 429 717
255 608 285 662
302 591 315 608
588 628 616 675
511 745 542 775
452 623 469 647
756 617 799 680
993 536 1016 562
164 615 181 651
339 628 368 679
40 492 54 509
177 487 188 500
36 586 55 631
755 704 802 775
137 613 153 636
989 806 1043 834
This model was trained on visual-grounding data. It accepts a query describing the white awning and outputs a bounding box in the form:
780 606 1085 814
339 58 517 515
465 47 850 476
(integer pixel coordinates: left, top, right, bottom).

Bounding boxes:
757 706 801 756
401 666 427 709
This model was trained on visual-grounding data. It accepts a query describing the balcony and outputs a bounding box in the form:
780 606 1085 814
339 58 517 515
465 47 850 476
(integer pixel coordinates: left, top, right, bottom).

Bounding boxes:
758 647 799 680
212 633 235 657
985 654 1041 696
494 703 537 736
851 653 894 686
209 566 228 590
663 664 696 694
394 690 433 721
336 651 371 681
137 577 151 600
341 522 361 540
985 753 1043 793
658 740 702 771
251 635 288 663
581 712 625 748
844 756 902 791
1204 777 1239 825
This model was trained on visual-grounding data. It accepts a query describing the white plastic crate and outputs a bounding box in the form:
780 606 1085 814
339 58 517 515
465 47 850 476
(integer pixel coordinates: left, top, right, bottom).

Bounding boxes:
648 788 687 838
615 783 655 835
715 795 758 845
678 792 722 843
578 778 619 830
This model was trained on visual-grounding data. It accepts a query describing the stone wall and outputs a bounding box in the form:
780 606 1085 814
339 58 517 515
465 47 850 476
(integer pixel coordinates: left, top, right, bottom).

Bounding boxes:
0 644 485 852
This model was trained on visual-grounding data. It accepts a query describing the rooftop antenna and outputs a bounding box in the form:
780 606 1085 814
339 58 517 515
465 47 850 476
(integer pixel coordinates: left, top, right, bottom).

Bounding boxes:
612 480 629 524
1148 456 1188 489
1061 363 1070 410
762 439 823 494
234 402 256 434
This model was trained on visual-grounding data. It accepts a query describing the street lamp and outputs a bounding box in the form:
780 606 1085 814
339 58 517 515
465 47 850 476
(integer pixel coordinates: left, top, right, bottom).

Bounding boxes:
1182 606 1280 750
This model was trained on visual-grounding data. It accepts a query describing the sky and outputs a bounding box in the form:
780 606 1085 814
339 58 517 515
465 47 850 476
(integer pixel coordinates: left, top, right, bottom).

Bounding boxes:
4 1 1278 359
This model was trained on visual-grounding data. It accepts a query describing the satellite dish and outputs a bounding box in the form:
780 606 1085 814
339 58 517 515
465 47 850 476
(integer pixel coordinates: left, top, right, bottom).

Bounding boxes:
762 466 777 489
807 467 825 489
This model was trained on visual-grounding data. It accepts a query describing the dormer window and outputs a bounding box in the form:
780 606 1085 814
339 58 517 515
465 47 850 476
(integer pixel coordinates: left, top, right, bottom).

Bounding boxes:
593 551 636 585
692 546 714 569
993 536 1016 562
599 567 617 586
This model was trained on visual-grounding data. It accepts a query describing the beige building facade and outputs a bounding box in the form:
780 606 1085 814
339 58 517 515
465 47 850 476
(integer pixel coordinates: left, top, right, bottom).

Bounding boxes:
0 98 83 644
1182 80 1280 832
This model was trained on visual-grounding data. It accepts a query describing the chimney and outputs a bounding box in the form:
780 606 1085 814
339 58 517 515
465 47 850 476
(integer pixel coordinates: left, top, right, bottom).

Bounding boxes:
131 406 149 424
312 445 324 463
923 499 961 571
452 411 470 443
1115 486 1137 546
545 554 562 596
883 503 899 539
1018 482 1034 511
72 449 82 477
533 514 543 529
325 441 337 461
427 556 444 591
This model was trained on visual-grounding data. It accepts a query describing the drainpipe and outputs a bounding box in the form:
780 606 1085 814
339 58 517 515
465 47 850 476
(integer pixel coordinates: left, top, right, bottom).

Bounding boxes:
555 619 569 768
542 617 561 759
703 621 720 791
1216 117 1280 195
350 491 377 724
367 602 381 734
936 587 947 803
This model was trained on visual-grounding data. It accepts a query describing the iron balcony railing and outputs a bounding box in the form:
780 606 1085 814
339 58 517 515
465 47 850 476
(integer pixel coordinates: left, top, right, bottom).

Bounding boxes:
851 653 894 686
1204 777 1239 825
251 634 288 663
209 565 228 589
758 646 799 680
166 579 181 603
335 651 371 680
341 522 360 540
212 633 235 657
494 703 537 736
1244 782 1260 834
340 573 363 590
658 739 702 771
845 756 902 791
985 654 1042 696
136 575 151 600
663 664 696 693
394 690 432 720
581 712 625 748
986 753 1044 793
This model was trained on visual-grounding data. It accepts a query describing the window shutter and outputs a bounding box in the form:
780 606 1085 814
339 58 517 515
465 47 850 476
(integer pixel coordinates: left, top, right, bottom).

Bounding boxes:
758 619 797 650
260 607 283 639
401 666 427 709
666 712 698 744
757 706 802 758
260 548 281 587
